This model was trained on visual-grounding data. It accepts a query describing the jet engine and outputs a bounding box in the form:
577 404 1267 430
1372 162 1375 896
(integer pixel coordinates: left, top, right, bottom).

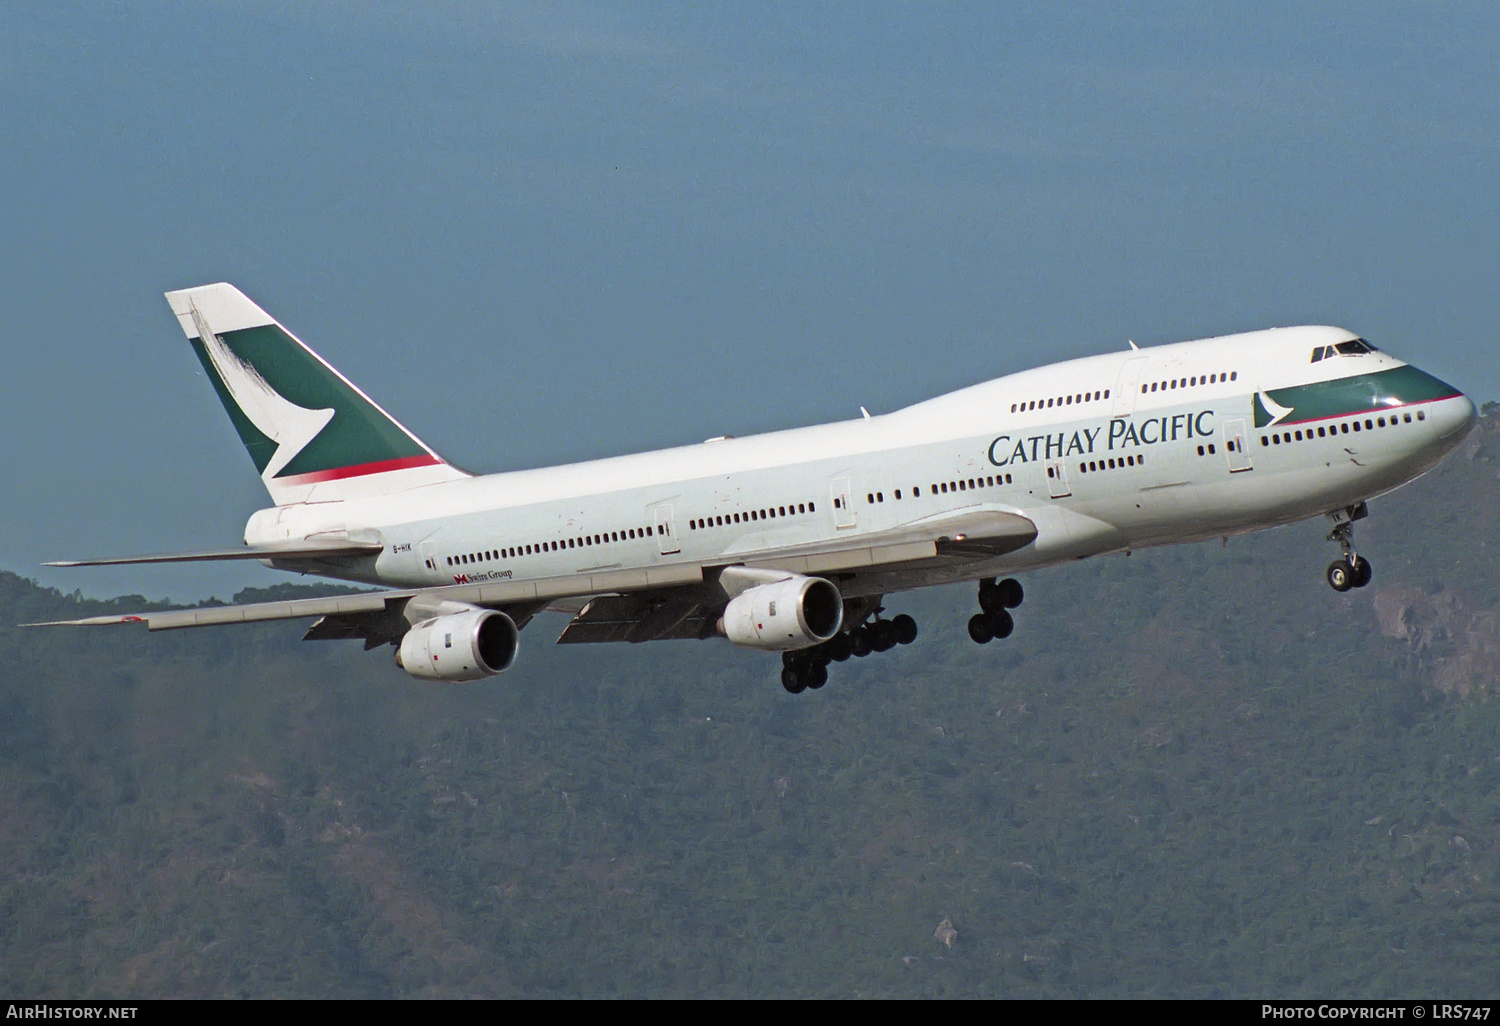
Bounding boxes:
394 608 519 682
719 574 843 651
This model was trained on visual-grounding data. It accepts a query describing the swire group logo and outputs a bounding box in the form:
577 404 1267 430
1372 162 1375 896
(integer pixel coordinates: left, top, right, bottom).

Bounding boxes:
452 570 512 586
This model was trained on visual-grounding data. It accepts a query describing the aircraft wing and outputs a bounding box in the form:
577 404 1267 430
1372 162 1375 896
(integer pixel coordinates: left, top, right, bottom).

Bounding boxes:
29 505 1036 644
44 537 386 567
741 507 1036 575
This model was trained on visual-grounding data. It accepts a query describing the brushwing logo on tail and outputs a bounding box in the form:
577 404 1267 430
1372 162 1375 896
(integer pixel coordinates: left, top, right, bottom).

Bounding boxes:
188 303 335 481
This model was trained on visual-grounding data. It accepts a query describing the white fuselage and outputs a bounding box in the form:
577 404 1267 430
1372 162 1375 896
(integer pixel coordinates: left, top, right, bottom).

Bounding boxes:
246 325 1476 599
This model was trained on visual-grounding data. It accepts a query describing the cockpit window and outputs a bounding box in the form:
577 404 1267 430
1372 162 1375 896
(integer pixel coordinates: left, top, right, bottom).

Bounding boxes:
1313 339 1378 362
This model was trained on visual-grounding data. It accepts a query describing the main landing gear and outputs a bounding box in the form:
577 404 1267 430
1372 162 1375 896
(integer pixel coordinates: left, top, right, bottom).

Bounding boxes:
1325 502 1373 593
968 577 1024 644
779 608 918 694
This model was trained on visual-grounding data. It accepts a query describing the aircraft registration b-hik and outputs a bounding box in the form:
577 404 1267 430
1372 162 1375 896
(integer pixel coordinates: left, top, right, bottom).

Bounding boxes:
34 283 1477 694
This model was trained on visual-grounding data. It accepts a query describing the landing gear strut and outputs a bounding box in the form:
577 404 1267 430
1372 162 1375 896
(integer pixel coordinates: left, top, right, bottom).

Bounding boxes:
1325 502 1373 593
969 578 1023 643
778 602 918 693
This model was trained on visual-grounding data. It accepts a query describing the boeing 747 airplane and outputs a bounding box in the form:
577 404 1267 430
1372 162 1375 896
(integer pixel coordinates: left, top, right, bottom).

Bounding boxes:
34 283 1477 693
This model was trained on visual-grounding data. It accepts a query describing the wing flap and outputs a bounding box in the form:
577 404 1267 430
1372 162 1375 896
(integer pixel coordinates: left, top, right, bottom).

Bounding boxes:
556 593 713 644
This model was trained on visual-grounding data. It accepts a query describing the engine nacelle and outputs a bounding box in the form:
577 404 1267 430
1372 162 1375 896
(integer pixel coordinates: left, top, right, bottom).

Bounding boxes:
394 608 519 682
719 574 843 651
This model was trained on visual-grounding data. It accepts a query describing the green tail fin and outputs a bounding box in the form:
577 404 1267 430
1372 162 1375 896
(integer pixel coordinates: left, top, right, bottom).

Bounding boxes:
165 283 467 505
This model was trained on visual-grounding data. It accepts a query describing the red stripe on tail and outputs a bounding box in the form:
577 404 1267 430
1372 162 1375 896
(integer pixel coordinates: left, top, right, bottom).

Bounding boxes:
274 453 443 484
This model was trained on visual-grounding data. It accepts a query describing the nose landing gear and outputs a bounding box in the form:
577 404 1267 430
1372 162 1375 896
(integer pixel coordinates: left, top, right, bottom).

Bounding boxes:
969 577 1023 643
1325 502 1373 592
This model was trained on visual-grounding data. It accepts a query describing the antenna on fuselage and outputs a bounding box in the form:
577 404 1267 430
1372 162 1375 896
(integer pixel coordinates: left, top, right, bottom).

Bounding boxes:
1128 339 1139 351
860 407 871 419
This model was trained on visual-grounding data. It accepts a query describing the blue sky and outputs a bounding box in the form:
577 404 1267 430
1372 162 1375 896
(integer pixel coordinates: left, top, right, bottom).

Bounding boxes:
2 2 1496 600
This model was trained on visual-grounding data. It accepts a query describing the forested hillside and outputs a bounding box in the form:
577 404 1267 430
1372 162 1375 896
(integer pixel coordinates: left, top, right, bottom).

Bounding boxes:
3 412 1500 998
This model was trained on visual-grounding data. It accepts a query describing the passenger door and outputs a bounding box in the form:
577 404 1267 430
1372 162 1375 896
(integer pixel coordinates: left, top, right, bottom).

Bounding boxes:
831 477 856 529
1111 357 1148 419
1046 460 1072 498
652 502 681 555
1223 419 1253 472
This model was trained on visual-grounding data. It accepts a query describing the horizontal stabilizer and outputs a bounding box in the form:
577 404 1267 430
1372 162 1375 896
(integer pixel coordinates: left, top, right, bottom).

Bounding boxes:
45 538 385 567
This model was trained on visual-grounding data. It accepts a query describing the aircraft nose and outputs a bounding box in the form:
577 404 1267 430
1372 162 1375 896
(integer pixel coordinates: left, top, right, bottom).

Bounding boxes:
1436 394 1479 440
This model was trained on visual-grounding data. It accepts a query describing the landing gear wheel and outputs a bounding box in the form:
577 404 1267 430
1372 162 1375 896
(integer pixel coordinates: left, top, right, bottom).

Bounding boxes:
781 666 807 693
828 632 853 662
996 578 1024 609
968 613 994 644
871 620 897 652
979 582 1006 614
807 663 828 690
849 627 872 658
1325 503 1372 594
1351 555 1372 588
1327 560 1355 593
892 614 918 646
988 609 1014 640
